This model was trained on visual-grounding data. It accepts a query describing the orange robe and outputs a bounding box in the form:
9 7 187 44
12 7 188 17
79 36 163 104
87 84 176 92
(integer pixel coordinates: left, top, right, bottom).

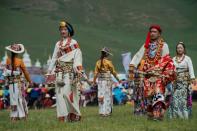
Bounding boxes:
6 57 31 83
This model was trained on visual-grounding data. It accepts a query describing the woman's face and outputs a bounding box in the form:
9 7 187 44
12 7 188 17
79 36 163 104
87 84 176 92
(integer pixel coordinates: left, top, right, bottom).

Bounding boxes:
60 27 69 38
176 44 185 55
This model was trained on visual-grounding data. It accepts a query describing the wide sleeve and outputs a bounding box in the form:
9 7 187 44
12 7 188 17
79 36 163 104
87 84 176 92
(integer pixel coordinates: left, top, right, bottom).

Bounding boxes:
187 57 195 79
130 45 145 67
20 60 31 83
161 43 169 57
48 43 59 72
73 48 83 73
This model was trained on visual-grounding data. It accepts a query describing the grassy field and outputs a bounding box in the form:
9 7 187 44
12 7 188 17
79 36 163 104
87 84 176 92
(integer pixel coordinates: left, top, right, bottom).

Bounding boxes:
0 103 197 131
0 1 197 130
0 0 197 72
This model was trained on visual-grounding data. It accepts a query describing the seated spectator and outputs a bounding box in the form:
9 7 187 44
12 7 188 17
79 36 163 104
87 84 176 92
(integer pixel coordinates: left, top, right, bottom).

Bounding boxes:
42 94 53 108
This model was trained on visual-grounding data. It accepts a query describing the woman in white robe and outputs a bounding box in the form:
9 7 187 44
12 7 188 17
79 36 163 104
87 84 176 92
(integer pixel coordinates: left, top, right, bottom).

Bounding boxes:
170 42 195 119
47 21 83 122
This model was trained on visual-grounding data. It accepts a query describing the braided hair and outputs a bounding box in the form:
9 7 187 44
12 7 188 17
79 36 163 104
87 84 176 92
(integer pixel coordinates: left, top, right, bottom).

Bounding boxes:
11 52 16 75
100 51 109 70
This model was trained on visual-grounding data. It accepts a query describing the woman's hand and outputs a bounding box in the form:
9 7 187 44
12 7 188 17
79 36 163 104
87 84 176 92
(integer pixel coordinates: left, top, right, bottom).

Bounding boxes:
29 81 34 88
191 79 196 85
47 70 52 75
92 81 97 87
59 45 67 50
26 81 33 88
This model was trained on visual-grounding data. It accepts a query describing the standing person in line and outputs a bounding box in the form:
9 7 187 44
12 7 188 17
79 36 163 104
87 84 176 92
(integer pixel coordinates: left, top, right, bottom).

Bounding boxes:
47 20 85 122
170 42 195 119
3 43 31 121
129 25 176 120
93 47 121 117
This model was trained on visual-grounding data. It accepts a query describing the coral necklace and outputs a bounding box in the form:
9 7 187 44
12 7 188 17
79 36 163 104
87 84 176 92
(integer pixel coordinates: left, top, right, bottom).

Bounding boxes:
145 39 163 65
175 54 185 63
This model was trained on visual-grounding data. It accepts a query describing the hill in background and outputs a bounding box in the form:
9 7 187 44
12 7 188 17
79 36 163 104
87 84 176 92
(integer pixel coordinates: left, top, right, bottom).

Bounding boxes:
0 0 197 72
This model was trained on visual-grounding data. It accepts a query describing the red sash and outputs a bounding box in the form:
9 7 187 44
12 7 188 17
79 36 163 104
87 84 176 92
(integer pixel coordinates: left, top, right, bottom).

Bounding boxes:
64 44 79 54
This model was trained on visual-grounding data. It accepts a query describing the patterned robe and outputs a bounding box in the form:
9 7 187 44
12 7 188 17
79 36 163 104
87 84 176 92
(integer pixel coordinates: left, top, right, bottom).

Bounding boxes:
130 38 175 119
170 55 195 119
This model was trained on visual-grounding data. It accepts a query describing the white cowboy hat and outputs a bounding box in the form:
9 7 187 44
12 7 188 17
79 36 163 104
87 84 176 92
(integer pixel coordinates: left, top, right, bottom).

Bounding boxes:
5 43 25 54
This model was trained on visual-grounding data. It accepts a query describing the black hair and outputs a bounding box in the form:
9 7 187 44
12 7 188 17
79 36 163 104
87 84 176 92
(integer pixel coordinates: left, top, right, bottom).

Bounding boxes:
176 42 186 55
59 22 74 37
100 51 109 69
11 52 16 75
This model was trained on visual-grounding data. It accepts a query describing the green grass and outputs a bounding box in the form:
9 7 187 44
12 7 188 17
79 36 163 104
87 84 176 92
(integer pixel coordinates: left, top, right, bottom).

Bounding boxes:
0 103 197 131
0 0 197 72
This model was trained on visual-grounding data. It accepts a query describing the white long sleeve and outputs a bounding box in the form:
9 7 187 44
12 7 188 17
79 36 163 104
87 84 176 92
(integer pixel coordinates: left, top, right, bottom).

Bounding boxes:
161 43 169 56
187 56 195 79
73 48 83 69
173 55 195 79
48 42 59 72
130 45 145 67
